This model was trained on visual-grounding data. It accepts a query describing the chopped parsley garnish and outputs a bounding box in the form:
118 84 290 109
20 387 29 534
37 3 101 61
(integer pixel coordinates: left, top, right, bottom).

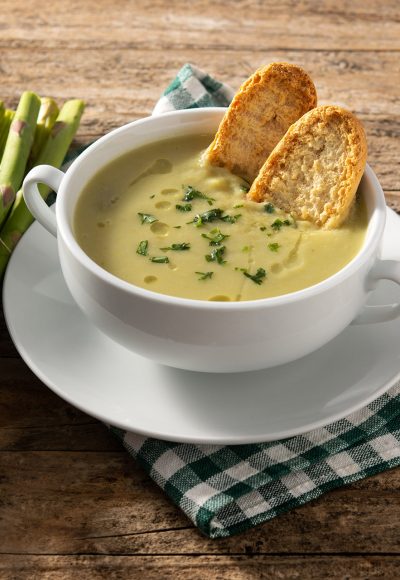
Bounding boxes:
242 245 252 253
189 208 241 227
205 245 226 265
190 208 224 227
160 243 191 251
176 203 192 212
264 202 275 213
268 242 280 252
240 184 250 193
149 194 155 199
173 225 182 229
271 218 291 231
195 271 214 280
201 228 230 246
183 185 215 205
259 226 267 232
150 256 169 264
221 213 241 224
234 203 244 208
136 240 148 256
243 267 267 285
138 212 158 224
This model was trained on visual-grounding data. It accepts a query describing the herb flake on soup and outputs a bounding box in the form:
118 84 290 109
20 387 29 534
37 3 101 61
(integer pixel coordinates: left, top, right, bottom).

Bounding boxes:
74 134 368 302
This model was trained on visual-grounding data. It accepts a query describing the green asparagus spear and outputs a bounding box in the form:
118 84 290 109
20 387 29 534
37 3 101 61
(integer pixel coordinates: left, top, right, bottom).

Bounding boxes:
0 92 41 227
0 99 85 276
0 109 15 160
0 104 5 160
28 97 60 168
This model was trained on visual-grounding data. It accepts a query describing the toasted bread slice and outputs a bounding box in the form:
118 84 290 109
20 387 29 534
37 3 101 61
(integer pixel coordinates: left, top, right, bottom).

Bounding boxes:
205 63 317 183
248 105 367 228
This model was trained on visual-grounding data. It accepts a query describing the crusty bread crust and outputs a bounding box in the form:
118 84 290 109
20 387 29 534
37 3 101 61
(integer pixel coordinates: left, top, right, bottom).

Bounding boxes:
205 63 317 184
248 105 368 229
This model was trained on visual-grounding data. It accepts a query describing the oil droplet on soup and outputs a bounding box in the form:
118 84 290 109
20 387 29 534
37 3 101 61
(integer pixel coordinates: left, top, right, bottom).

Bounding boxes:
155 201 172 209
144 275 157 284
209 295 231 302
150 222 169 236
161 188 179 195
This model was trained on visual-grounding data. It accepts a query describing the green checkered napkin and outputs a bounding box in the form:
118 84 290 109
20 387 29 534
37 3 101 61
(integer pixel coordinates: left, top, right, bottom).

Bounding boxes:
98 64 400 538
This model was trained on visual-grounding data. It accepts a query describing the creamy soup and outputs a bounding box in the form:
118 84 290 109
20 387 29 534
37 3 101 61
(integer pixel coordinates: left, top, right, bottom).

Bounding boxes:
74 134 368 302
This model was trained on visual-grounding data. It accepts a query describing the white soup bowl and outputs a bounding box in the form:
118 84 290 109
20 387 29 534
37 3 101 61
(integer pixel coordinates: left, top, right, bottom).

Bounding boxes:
23 108 400 372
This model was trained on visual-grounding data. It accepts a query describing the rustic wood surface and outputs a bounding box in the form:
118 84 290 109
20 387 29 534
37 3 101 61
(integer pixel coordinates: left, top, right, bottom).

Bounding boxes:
0 0 399 578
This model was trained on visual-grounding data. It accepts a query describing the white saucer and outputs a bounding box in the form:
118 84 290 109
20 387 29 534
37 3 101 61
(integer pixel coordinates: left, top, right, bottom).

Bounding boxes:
3 208 400 444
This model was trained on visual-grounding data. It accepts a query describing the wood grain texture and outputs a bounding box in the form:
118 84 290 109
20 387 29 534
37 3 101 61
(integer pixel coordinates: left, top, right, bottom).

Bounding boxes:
1 449 400 555
0 0 399 577
1 555 400 580
1 0 400 51
0 49 398 181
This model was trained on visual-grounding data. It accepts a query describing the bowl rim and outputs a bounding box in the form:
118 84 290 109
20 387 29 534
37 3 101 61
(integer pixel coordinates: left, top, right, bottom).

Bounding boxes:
56 107 387 311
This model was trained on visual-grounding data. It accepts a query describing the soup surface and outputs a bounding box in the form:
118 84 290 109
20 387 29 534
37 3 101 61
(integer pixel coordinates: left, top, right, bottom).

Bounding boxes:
74 134 368 301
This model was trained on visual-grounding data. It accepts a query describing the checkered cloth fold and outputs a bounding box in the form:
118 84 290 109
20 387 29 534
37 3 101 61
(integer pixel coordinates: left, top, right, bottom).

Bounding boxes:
79 64 400 538
152 63 234 114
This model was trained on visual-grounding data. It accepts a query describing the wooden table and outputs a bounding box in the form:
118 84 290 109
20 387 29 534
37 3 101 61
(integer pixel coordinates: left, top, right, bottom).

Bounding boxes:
1 1 399 577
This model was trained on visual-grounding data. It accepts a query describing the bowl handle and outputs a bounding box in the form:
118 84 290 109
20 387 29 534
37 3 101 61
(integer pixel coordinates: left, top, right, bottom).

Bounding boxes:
23 165 64 237
352 259 400 324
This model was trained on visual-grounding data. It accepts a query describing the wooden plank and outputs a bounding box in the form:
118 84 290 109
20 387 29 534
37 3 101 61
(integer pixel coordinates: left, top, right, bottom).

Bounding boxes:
0 356 119 451
0 0 400 50
0 49 398 190
0 451 399 555
0 328 19 358
1 49 400 116
0 555 399 579
0 421 120 452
